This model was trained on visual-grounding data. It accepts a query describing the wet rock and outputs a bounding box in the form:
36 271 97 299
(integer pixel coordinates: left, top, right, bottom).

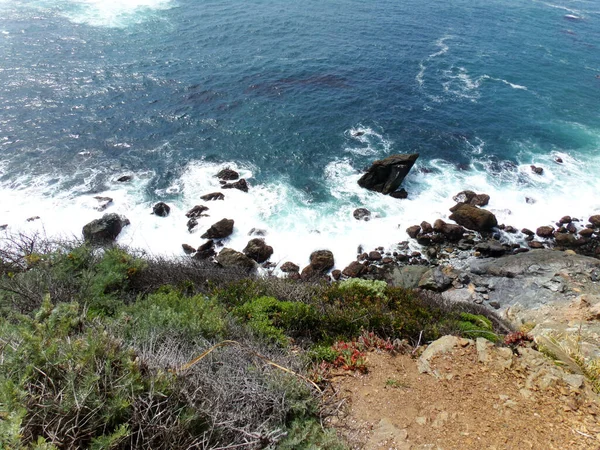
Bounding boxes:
83 213 130 244
475 241 508 257
521 228 535 236
406 225 421 239
566 223 577 234
182 243 196 255
201 218 234 239
528 241 544 249
216 168 239 181
525 197 536 204
280 262 300 273
331 269 342 280
342 261 367 278
433 219 465 242
589 215 600 227
536 226 555 238
353 208 371 221
555 233 585 248
216 248 257 272
27 216 40 222
243 238 273 263
186 205 209 218
449 203 498 232
368 251 382 261
357 153 419 195
579 228 595 238
559 216 572 224
505 226 518 233
530 165 544 175
152 202 171 217
420 221 433 234
200 192 225 201
187 218 198 232
94 196 113 212
116 175 133 182
222 179 249 193
389 188 408 199
194 240 216 260
248 228 267 236
555 157 563 164
453 190 490 207
301 250 334 279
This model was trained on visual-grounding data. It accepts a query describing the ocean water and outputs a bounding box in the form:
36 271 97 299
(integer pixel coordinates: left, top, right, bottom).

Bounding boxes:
0 0 599 269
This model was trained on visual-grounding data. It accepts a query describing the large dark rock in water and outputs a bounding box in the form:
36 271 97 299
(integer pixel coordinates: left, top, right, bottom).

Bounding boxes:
301 250 334 279
222 179 249 193
200 192 225 201
152 202 170 217
201 218 234 239
83 213 130 244
216 168 239 181
449 203 498 232
452 190 490 207
186 205 209 218
353 208 371 221
357 153 419 195
216 248 257 272
243 238 274 263
194 240 216 259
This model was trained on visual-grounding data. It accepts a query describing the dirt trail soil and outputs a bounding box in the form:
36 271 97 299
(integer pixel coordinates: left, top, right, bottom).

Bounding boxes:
328 339 600 450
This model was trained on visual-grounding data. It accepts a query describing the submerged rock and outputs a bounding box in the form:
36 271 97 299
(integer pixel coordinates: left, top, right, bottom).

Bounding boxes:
353 208 371 221
152 202 171 217
357 153 419 195
83 213 130 244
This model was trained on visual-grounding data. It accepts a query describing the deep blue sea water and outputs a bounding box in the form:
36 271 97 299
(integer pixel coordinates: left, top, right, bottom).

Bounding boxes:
0 0 599 267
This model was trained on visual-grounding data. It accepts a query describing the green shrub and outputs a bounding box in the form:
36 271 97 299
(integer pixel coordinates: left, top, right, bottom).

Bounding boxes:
123 287 228 343
456 312 499 342
234 296 318 346
338 278 387 298
278 418 347 450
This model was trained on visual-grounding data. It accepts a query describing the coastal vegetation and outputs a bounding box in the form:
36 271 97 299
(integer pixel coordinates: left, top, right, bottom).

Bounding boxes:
0 233 507 449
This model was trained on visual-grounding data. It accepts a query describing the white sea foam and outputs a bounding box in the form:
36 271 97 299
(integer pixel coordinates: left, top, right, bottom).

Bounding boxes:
416 35 453 87
2 129 600 272
344 126 392 156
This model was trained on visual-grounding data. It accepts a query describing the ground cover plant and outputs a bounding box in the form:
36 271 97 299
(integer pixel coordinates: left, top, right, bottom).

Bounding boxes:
0 234 510 448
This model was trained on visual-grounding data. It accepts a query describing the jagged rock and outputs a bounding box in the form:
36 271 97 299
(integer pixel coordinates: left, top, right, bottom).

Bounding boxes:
116 175 133 182
453 190 490 207
201 218 234 239
301 250 334 279
357 153 419 195
222 179 249 192
406 225 421 239
195 240 216 259
280 262 300 273
525 197 536 204
342 261 367 278
536 226 555 238
186 205 209 218
243 238 273 263
216 248 256 272
390 188 408 199
418 267 454 292
83 213 130 244
530 165 544 175
216 168 239 181
152 202 170 217
200 192 225 201
449 203 498 232
433 219 465 242
182 244 196 255
353 208 371 221
187 218 198 232
94 196 113 212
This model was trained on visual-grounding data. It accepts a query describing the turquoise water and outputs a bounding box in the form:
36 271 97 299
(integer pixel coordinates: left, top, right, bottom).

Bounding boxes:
0 0 599 266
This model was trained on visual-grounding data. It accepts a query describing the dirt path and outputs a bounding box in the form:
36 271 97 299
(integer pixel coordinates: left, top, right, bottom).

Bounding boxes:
328 338 600 450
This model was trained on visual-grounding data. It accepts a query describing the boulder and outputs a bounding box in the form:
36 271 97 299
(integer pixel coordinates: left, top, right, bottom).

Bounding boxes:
182 244 196 255
280 262 300 273
390 188 408 199
186 205 209 218
342 261 367 278
453 190 490 207
216 248 257 272
194 240 216 259
152 202 170 217
83 213 130 244
357 153 419 195
187 218 198 232
222 179 249 193
433 219 465 242
530 165 544 175
353 208 371 221
420 221 433 234
555 233 585 248
243 238 274 263
406 225 421 239
559 216 572 224
331 270 342 280
448 203 498 232
418 267 454 292
216 168 239 181
521 228 535 236
368 251 382 261
579 228 595 238
589 215 600 227
536 226 555 238
200 192 225 201
474 241 508 257
528 241 544 249
301 250 334 279
201 218 234 239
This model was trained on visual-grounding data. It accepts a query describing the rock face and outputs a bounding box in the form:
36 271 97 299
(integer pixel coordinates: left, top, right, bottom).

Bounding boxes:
353 208 371 221
216 248 256 272
222 179 249 192
243 238 273 263
452 190 490 207
449 203 498 232
83 213 130 244
201 219 234 239
357 153 419 195
152 202 170 217
216 168 239 181
301 250 334 279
